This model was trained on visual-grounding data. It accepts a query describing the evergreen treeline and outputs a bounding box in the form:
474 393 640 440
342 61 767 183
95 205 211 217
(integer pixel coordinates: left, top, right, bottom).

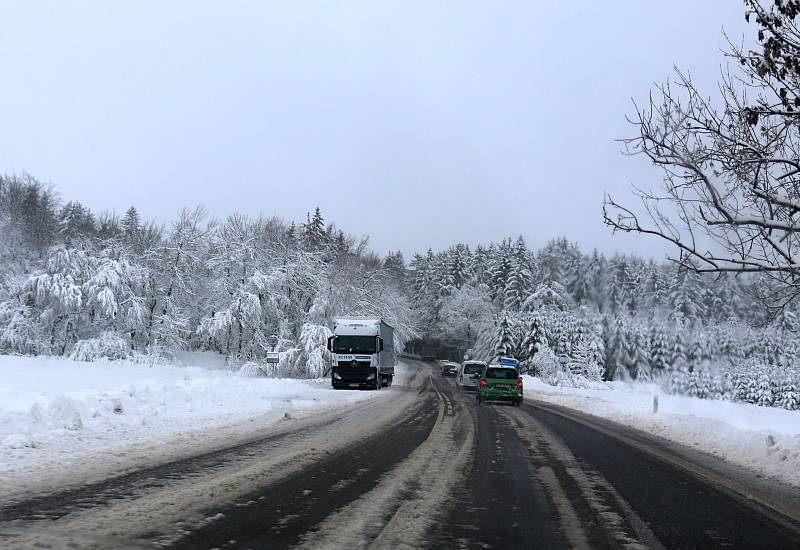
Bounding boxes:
0 174 414 377
2 173 799 409
410 237 800 410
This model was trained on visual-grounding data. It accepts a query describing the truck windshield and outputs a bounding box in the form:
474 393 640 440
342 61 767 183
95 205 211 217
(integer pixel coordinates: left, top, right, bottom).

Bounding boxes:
334 335 376 354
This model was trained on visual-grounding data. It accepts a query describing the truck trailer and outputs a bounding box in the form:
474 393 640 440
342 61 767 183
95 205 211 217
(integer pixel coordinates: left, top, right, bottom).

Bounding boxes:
327 318 395 390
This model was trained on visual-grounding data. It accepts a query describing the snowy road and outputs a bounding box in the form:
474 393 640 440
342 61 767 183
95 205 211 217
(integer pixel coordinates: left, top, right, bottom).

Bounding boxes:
2 360 800 549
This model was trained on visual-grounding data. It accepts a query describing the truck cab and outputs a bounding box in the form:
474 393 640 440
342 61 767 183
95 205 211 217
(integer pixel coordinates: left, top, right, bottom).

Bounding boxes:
327 318 395 390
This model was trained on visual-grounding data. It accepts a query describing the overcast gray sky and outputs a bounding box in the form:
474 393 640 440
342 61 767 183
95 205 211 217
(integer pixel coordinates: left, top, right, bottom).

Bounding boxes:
0 1 750 259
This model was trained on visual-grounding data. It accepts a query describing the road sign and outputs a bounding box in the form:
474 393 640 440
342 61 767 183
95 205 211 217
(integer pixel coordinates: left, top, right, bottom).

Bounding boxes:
265 351 280 364
500 357 519 367
558 354 569 365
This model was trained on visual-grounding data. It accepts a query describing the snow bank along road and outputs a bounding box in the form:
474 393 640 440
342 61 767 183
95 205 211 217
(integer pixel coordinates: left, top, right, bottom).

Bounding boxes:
2 361 800 549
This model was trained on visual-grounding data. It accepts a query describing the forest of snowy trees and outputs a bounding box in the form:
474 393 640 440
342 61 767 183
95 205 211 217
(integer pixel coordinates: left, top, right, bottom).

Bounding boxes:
410 237 800 410
1 172 799 410
0 174 415 378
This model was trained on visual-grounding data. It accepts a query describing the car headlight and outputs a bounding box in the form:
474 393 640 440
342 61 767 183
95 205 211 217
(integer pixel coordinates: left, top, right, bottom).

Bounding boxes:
333 373 342 379
366 372 376 380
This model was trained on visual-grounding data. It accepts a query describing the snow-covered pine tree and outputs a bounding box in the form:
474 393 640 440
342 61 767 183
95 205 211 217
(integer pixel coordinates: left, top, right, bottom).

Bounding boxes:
602 315 621 380
607 256 630 315
121 207 140 239
494 313 515 360
623 261 642 315
302 207 326 251
448 244 471 290
648 323 670 378
696 369 711 399
586 331 606 380
488 240 513 304
685 368 700 397
537 239 566 284
568 337 590 377
587 250 608 312
504 270 524 312
563 246 588 305
755 371 774 407
470 244 490 286
668 264 707 326
670 329 687 371
521 314 546 362
778 373 800 411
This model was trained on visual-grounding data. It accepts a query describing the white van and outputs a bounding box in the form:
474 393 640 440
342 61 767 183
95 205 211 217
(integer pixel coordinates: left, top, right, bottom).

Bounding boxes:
458 360 486 391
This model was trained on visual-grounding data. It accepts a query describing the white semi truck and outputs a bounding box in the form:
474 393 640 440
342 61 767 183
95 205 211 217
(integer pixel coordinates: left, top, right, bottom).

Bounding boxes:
327 318 395 390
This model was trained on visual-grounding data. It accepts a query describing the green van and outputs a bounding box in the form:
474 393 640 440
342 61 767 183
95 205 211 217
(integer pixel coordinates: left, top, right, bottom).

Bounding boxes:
476 366 523 406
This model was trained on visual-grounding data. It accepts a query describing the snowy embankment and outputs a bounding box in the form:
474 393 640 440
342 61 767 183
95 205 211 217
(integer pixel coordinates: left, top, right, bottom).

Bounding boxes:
524 376 800 487
0 354 382 494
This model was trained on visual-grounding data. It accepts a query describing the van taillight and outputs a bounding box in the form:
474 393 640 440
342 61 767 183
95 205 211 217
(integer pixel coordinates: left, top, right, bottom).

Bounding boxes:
480 378 487 387
516 379 523 388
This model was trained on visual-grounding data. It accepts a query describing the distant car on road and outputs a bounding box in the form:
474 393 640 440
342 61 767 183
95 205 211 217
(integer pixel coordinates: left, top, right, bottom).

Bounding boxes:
440 361 459 377
476 365 523 406
458 360 486 391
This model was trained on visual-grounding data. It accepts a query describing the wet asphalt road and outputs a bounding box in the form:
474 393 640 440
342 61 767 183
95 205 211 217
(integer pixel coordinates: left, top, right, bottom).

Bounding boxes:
2 360 800 549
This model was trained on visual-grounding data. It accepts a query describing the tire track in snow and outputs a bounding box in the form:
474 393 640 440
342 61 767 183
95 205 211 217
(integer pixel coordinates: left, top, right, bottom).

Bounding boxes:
429 390 566 550
501 406 664 550
168 388 441 549
516 400 800 549
0 367 429 549
292 375 473 550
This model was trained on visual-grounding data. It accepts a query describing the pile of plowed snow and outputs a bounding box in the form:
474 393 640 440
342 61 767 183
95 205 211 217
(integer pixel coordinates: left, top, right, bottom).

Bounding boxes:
0 355 382 489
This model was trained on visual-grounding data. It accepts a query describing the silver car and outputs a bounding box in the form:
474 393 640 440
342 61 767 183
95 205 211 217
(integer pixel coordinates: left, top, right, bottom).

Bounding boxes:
458 360 486 391
441 361 460 376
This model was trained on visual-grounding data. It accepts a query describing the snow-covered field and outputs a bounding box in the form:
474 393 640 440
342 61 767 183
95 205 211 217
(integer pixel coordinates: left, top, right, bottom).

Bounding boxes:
0 354 383 496
524 376 800 487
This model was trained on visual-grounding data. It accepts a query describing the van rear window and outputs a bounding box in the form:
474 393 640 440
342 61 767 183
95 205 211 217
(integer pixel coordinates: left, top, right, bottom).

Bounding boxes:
485 368 518 379
463 364 483 374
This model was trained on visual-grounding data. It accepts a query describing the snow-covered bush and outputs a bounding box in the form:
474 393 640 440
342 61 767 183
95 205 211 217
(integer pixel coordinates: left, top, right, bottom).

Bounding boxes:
531 344 603 388
238 361 268 377
276 347 301 377
128 350 171 366
532 344 559 381
0 301 39 354
70 331 130 362
292 323 332 378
